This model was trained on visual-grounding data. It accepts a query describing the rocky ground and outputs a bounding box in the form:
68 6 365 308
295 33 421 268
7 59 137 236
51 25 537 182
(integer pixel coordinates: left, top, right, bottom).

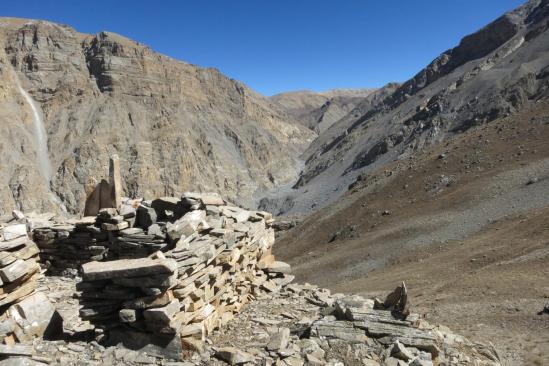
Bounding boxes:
276 102 549 365
8 274 502 366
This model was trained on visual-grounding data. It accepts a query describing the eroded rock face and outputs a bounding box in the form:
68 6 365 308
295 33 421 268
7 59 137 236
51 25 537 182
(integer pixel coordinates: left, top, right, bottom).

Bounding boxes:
270 89 376 134
0 18 315 214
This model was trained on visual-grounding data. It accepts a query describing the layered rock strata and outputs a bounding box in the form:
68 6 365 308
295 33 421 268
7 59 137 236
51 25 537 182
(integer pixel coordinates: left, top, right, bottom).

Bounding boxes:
0 18 315 214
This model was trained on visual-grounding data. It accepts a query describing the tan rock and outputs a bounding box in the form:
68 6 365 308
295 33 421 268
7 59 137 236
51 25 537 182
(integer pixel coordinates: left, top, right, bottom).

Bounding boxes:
215 347 254 365
109 154 123 210
0 260 31 283
81 258 177 281
1 224 27 241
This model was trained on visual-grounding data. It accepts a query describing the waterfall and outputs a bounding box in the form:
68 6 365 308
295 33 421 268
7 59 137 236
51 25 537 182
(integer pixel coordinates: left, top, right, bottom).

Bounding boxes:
16 80 52 181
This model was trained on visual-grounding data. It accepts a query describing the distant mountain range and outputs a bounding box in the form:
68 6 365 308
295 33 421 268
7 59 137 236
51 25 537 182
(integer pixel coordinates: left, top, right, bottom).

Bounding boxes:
270 88 377 133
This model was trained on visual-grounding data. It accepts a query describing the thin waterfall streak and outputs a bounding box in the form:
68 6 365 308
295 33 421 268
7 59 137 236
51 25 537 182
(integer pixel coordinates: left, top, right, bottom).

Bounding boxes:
16 80 52 181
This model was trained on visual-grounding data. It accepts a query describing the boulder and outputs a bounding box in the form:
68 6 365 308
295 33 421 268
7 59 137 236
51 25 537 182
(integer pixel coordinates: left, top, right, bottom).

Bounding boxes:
215 347 254 365
151 197 181 220
264 261 292 274
166 210 207 241
199 193 225 206
136 205 157 230
266 327 290 351
8 292 62 340
391 341 414 361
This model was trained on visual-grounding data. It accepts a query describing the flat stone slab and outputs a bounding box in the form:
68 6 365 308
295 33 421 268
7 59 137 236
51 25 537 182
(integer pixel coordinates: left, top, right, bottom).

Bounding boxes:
1 224 27 241
263 261 292 274
0 237 31 252
81 258 177 281
200 193 225 206
0 259 31 283
311 319 368 343
0 344 33 356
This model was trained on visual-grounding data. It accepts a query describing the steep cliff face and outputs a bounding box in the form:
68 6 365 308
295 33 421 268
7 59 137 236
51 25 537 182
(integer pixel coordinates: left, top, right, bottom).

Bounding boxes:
261 0 549 215
0 18 314 214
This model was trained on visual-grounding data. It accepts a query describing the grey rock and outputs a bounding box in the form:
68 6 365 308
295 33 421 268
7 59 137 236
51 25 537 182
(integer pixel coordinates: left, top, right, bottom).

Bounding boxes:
119 308 140 323
215 347 255 365
136 206 157 230
0 259 32 283
0 344 33 356
1 224 27 241
81 258 177 280
391 341 414 361
310 319 367 342
266 327 290 351
263 261 292 274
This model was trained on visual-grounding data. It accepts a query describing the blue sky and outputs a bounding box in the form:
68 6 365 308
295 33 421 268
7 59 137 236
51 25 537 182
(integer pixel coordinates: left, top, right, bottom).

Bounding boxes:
4 0 525 96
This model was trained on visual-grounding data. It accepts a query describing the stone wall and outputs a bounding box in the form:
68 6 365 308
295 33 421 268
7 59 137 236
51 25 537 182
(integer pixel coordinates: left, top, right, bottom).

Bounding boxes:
0 214 61 348
31 192 292 359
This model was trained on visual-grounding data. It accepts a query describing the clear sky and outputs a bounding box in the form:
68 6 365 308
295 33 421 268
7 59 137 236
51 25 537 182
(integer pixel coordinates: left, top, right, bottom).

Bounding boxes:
3 0 525 96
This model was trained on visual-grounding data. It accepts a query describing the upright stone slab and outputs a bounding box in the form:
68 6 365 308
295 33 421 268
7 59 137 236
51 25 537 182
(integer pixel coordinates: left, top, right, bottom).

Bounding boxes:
109 155 122 210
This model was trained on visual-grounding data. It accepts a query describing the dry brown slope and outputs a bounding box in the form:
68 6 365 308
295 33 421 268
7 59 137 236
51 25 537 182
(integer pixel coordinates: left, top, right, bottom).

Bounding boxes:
275 101 549 364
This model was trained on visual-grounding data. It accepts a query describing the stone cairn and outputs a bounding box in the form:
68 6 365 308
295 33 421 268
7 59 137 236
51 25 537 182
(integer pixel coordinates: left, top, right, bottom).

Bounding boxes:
43 192 292 358
0 212 60 353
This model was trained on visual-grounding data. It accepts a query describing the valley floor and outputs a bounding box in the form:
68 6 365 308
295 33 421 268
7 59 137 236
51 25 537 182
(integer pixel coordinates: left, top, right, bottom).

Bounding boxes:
276 102 549 365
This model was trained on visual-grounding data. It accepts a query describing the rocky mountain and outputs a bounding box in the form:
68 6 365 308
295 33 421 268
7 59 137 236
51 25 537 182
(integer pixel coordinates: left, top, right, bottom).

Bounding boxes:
261 0 549 215
0 18 315 215
270 88 376 133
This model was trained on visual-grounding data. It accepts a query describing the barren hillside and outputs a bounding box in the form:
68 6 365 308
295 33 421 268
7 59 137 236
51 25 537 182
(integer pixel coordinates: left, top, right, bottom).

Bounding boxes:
262 0 549 217
276 101 549 364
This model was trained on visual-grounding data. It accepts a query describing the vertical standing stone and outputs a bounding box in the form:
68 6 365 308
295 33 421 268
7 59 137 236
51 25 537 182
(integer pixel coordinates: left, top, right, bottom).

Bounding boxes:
109 155 122 210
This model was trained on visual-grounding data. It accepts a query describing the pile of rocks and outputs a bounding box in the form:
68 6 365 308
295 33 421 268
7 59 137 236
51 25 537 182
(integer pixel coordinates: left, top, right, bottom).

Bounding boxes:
33 217 107 272
205 282 502 366
0 204 504 365
76 192 292 359
33 197 175 272
0 213 60 348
